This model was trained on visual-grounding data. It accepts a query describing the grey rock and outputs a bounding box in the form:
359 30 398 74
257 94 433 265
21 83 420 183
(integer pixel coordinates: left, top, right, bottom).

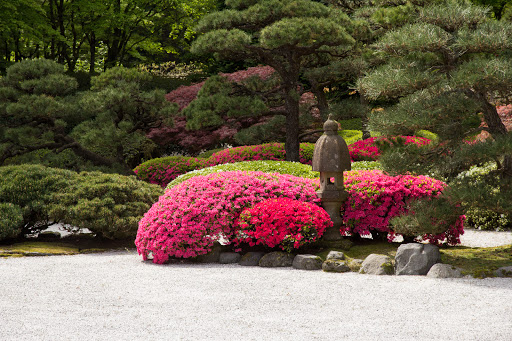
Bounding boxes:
326 251 345 260
427 264 463 278
348 259 364 272
322 259 350 273
360 254 394 275
195 242 222 263
495 266 512 278
395 243 441 276
219 252 241 264
292 255 323 270
258 252 294 267
238 252 265 266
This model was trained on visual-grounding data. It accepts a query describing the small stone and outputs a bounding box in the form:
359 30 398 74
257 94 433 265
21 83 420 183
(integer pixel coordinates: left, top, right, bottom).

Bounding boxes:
326 251 345 260
395 243 440 276
360 254 394 275
292 255 323 270
495 266 512 278
322 259 350 273
258 252 294 267
427 264 463 278
238 252 265 266
219 252 241 264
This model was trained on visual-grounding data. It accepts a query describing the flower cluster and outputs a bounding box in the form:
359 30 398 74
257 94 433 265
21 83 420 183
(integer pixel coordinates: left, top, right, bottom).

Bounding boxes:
233 198 331 252
134 156 208 187
348 136 431 161
135 171 320 263
341 170 464 245
207 143 315 166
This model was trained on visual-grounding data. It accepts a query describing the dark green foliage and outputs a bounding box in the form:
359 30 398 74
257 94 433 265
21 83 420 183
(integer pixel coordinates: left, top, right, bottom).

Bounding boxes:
49 171 163 239
0 164 163 240
0 203 24 241
0 164 77 236
191 0 356 161
359 0 512 228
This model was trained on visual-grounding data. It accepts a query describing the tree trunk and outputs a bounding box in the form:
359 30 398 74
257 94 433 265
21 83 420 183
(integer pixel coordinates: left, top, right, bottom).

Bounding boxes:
89 32 96 74
360 94 371 140
284 86 301 162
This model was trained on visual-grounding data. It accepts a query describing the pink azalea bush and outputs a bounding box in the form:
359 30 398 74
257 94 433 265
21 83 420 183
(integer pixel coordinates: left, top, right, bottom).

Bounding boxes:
136 170 464 264
349 136 431 161
233 198 332 252
134 156 208 187
135 171 320 263
341 170 464 245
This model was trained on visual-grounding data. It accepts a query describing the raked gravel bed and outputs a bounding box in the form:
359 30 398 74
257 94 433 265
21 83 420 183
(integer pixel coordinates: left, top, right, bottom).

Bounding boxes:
0 229 511 341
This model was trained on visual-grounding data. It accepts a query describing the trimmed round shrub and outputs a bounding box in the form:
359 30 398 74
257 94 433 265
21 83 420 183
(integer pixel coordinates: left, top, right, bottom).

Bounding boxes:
134 156 209 187
167 160 320 189
341 170 464 245
0 203 24 241
0 164 77 234
349 136 431 161
50 171 163 239
135 171 321 263
206 143 315 166
234 198 332 252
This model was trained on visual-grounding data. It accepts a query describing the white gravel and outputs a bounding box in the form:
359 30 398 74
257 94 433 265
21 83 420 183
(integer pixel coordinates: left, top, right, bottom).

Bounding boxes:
1 230 511 341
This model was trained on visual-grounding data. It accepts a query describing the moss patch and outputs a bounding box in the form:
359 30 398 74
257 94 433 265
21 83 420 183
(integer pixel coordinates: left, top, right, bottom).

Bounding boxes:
440 244 512 278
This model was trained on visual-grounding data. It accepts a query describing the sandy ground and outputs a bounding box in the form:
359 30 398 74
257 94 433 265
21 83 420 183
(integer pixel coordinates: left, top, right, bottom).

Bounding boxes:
0 229 511 341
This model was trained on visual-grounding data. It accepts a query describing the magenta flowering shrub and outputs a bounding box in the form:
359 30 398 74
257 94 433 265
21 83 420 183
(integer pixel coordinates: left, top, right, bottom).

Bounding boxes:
135 171 321 263
349 136 431 161
341 170 464 245
134 156 208 187
233 198 332 252
207 143 315 166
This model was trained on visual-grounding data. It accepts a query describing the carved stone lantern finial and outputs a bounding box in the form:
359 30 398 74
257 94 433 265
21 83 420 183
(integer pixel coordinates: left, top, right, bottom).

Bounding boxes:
312 114 351 240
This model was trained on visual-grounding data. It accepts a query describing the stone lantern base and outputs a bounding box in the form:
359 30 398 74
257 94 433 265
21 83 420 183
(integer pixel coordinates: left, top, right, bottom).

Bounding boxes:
317 190 348 241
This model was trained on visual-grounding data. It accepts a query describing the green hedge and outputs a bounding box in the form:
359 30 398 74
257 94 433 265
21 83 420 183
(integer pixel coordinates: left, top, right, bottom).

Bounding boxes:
0 203 23 241
0 164 163 241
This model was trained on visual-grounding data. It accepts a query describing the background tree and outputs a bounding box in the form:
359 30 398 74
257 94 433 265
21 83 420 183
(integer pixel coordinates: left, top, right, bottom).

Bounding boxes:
0 59 174 173
190 0 355 161
358 0 512 225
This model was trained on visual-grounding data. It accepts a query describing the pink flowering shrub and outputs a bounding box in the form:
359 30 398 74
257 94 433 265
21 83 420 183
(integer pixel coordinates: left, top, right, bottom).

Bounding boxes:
207 143 315 166
341 170 464 245
233 198 332 252
349 136 431 161
134 156 208 187
135 171 320 263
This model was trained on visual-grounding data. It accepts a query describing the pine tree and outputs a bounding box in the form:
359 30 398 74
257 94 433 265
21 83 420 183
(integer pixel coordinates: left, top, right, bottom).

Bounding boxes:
358 0 512 227
191 0 355 161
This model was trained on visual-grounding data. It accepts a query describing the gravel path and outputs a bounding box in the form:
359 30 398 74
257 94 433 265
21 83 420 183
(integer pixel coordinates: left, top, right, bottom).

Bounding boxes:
0 230 511 341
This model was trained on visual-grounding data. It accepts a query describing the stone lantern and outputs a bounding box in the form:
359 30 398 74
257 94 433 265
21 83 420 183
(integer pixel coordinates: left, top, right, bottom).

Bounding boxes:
312 114 351 240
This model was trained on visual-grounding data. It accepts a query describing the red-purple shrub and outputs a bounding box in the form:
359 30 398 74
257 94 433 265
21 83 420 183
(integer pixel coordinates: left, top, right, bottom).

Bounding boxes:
233 198 332 252
135 171 320 263
133 156 208 187
348 136 431 161
341 170 464 245
207 143 315 166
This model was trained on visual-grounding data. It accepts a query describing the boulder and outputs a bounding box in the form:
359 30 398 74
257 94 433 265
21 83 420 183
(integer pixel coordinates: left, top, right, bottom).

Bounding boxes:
395 243 440 276
348 259 364 272
427 264 463 278
292 255 323 270
359 254 394 275
495 266 512 278
326 251 345 260
238 252 265 266
322 259 350 273
219 252 241 264
195 242 222 263
258 252 294 267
